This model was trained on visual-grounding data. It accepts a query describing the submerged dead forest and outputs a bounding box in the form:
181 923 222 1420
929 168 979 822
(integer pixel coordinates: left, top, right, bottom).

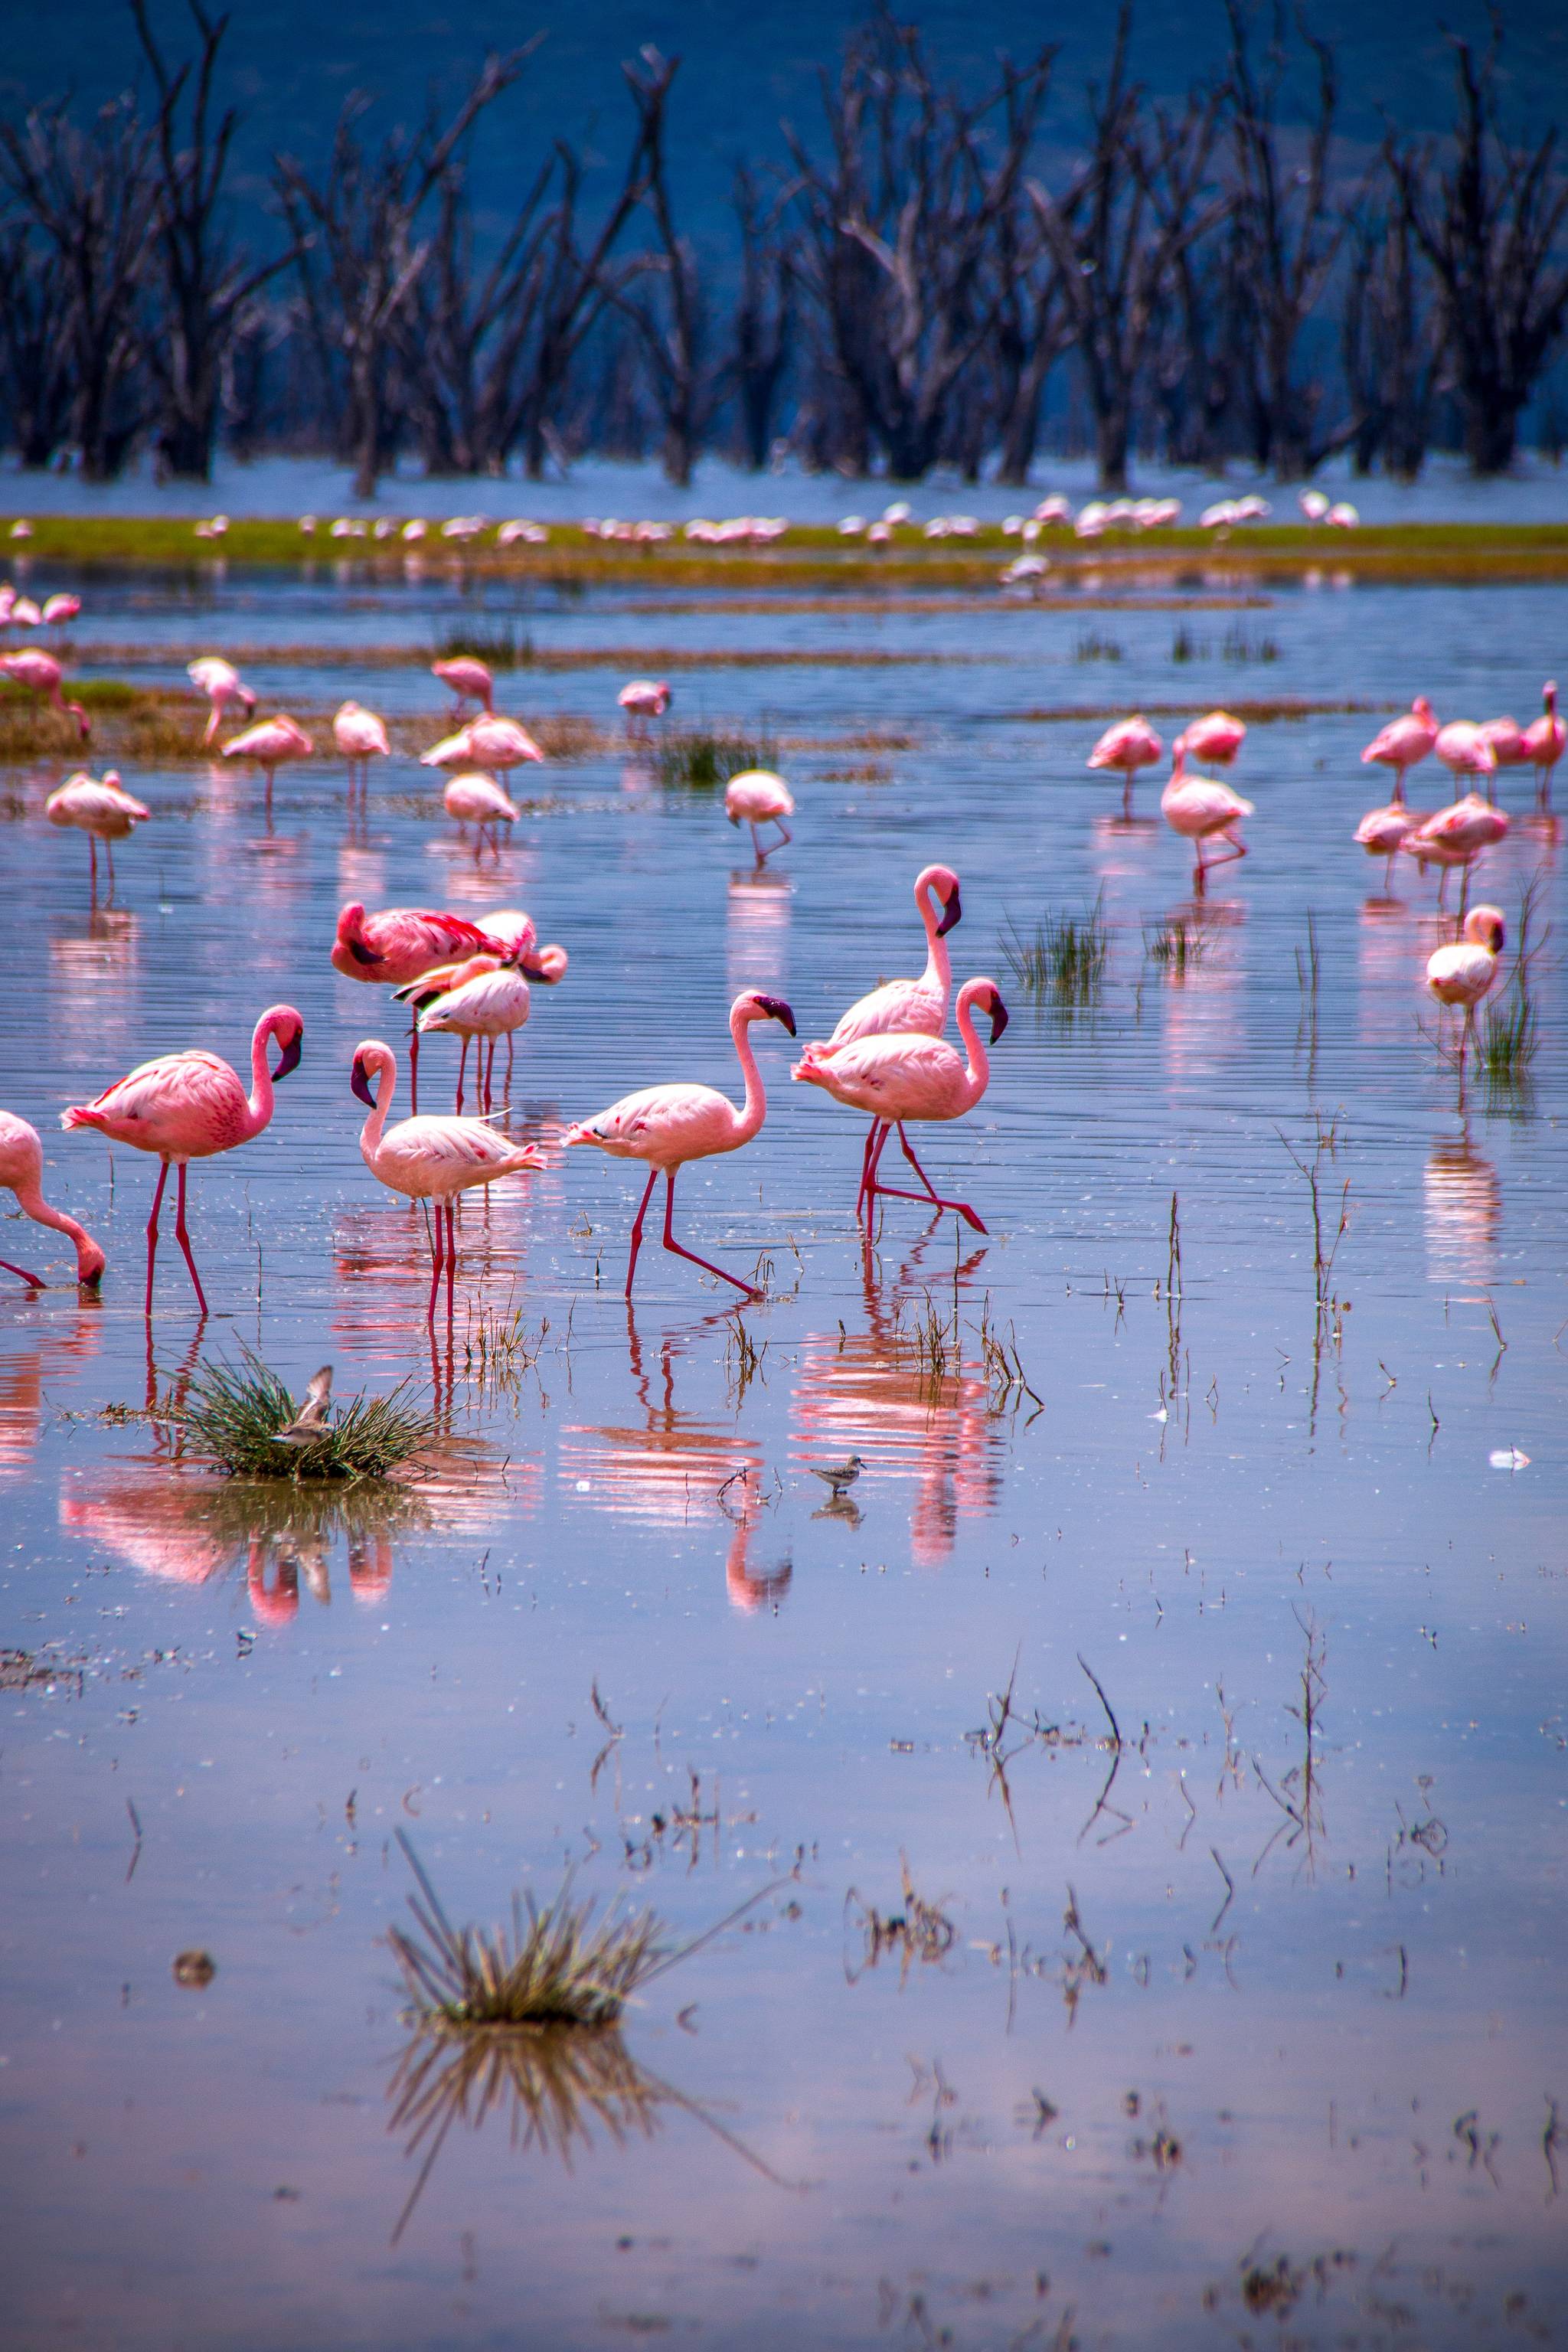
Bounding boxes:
2 0 1566 494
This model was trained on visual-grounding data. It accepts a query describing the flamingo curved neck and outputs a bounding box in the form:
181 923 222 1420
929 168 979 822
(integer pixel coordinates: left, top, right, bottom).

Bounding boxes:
917 876 952 1005
245 1018 283 1135
729 1010 769 1142
12 1178 95 1274
953 991 991 1102
360 1057 396 1157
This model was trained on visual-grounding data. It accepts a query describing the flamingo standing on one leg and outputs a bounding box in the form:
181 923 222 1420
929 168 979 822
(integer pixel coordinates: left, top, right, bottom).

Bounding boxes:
188 657 256 746
1479 715 1530 791
421 715 544 777
332 903 512 1115
432 657 495 717
1353 800 1422 893
1433 720 1497 802
443 771 518 858
350 1040 545 1324
221 714 313 814
618 678 671 735
1426 904 1506 1086
0 648 90 741
1401 795 1509 911
1087 714 1163 818
0 1110 105 1289
1361 697 1438 805
792 975 1008 1235
805 863 962 1215
724 769 795 864
564 990 796 1301
1179 709 1247 768
1523 681 1565 807
397 954 534 1112
46 769 151 897
333 700 390 797
1161 736 1253 890
61 1004 303 1316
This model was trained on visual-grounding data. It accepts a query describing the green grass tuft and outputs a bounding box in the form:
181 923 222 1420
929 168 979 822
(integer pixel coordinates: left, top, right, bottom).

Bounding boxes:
655 726 778 789
1145 918 1210 974
432 623 535 668
1000 893 1109 1003
172 1345 437 1481
1074 629 1124 662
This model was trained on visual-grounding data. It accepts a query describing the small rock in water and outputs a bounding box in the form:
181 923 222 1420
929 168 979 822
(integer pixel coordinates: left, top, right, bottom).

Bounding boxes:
172 1949 216 1988
1488 1447 1530 1471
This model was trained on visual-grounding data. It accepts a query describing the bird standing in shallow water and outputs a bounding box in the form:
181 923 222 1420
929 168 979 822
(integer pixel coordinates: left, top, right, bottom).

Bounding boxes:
333 701 390 797
811 1455 865 1497
188 656 255 744
1 648 89 741
724 769 795 864
1361 697 1438 804
1160 737 1253 889
0 1110 105 1289
1426 905 1506 1086
1087 715 1163 818
46 770 151 897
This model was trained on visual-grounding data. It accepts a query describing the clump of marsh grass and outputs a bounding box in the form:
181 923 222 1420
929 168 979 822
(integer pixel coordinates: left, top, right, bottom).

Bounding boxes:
172 1345 437 1481
655 725 777 789
845 1854 956 1984
1479 871 1547 1102
1000 892 1109 1003
1073 629 1124 662
1145 916 1209 974
431 622 534 668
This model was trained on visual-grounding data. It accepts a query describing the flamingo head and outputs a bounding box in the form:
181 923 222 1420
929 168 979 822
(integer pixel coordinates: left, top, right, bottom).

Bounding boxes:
77 1236 106 1287
922 864 962 937
333 901 383 972
742 991 796 1036
1546 681 1559 714
981 984 1010 1042
350 1044 391 1106
1413 696 1436 720
521 943 568 985
270 1012 305 1080
1463 904 1506 953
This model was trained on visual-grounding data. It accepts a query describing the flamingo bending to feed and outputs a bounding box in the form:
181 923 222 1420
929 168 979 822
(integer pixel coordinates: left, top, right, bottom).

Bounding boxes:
1353 800 1421 892
1426 905 1506 1080
1161 737 1253 886
0 1110 105 1289
62 1004 303 1315
792 975 1008 1233
1087 714 1163 818
1180 709 1247 767
1360 697 1438 803
432 657 495 716
0 648 89 740
222 714 313 810
351 1040 545 1322
618 678 671 732
1523 681 1565 805
188 656 255 744
1433 720 1496 799
332 903 512 1114
421 715 544 775
724 769 795 864
1400 795 1509 908
397 955 534 1112
564 990 796 1301
333 700 390 792
443 771 518 854
46 769 151 893
473 907 570 984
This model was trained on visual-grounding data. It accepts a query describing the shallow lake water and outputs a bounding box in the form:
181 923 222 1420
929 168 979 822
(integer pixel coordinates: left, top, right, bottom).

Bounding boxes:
2 552 1565 2350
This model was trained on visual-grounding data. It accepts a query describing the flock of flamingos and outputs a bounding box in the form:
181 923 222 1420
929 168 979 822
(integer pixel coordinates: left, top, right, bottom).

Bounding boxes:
0 611 1561 1325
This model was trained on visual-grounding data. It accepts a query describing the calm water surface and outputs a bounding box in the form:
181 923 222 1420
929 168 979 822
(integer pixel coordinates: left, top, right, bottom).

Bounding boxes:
1 559 1564 2350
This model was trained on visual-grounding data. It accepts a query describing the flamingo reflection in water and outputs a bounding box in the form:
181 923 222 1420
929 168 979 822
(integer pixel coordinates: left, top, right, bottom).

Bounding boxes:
1424 1133 1501 1292
560 1310 763 1532
0 1307 103 1482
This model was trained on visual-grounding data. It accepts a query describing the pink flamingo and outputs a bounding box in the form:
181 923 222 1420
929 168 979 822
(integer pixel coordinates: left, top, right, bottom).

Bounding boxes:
221 714 313 812
332 699 390 795
188 656 256 745
792 975 1008 1233
397 954 534 1111
0 1110 105 1289
1087 714 1164 818
432 657 495 716
724 769 795 864
351 1039 545 1323
619 678 672 733
564 990 797 1301
1401 795 1509 910
0 648 89 740
1433 720 1496 800
8 596 41 627
420 715 544 776
475 906 570 985
1426 904 1506 1081
1353 800 1421 893
1360 697 1438 804
1523 681 1565 805
332 903 512 1114
443 771 518 856
62 1004 303 1315
46 769 151 895
1161 736 1253 888
42 593 81 627
1181 709 1247 767
1479 715 1529 776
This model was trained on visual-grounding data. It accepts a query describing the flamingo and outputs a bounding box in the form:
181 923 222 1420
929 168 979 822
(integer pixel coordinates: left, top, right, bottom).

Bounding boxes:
1433 720 1496 799
619 678 671 733
1298 489 1330 522
0 1110 105 1289
333 700 390 794
1353 800 1422 893
1161 736 1253 887
62 1004 303 1316
351 1039 545 1322
724 769 795 864
475 907 570 985
1479 715 1529 777
397 954 534 1111
41 593 81 627
1401 795 1509 910
221 714 313 812
1087 714 1164 818
332 903 513 1114
1180 709 1247 767
564 989 797 1301
1523 681 1565 805
420 715 544 775
443 771 518 856
1361 697 1438 804
46 769 151 895
432 656 495 716
188 656 256 745
0 648 89 740
791 975 1008 1234
1426 904 1506 1081
8 596 41 627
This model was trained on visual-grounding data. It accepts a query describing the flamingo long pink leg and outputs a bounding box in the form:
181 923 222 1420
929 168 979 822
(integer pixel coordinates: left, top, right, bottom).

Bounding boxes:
456 1036 469 1114
172 1163 208 1314
443 1203 457 1325
505 1035 514 1096
625 1167 660 1295
426 1202 447 1323
854 1119 887 1220
660 1171 760 1298
0 1255 47 1286
867 1125 988 1234
88 837 98 895
483 1040 496 1111
408 1018 420 1116
145 1161 171 1315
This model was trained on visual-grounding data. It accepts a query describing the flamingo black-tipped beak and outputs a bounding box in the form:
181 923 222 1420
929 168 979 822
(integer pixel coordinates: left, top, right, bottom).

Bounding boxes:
273 1031 303 1081
757 995 796 1035
351 1055 376 1106
988 991 1010 1042
936 883 962 938
348 938 383 967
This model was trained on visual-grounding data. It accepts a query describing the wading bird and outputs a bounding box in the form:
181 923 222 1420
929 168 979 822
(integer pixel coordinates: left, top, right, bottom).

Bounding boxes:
396 954 534 1112
618 678 671 732
62 1005 303 1316
1180 710 1247 767
564 990 796 1300
221 714 313 811
1426 905 1506 1081
1401 795 1509 908
1087 714 1164 818
45 770 151 895
333 700 390 794
420 714 543 775
0 1110 105 1289
1361 697 1438 803
188 656 255 744
332 903 512 1114
792 975 1008 1233
432 657 495 716
1524 681 1565 805
1432 720 1496 799
724 769 795 864
1161 737 1253 887
443 771 518 855
1353 800 1422 892
0 648 89 740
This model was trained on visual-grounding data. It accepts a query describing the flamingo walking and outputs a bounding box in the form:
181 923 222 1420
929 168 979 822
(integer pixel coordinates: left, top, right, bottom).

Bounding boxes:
0 1110 105 1289
564 990 797 1301
333 700 390 794
1161 737 1253 887
1426 905 1506 1081
443 771 518 856
1401 795 1509 910
432 657 495 716
332 903 512 1114
1353 800 1421 893
350 1040 545 1322
61 1004 303 1315
1087 714 1163 818
398 955 534 1111
46 769 151 895
1180 709 1247 767
1523 681 1565 805
724 769 795 864
221 714 313 812
618 678 671 733
791 975 1008 1234
188 656 255 745
1361 697 1438 804
1432 720 1497 800
420 715 544 776
0 648 89 740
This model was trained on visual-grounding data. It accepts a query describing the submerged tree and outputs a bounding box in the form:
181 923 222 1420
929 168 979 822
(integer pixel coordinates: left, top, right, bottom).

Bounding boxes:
1341 189 1439 479
728 165 795 472
0 224 76 466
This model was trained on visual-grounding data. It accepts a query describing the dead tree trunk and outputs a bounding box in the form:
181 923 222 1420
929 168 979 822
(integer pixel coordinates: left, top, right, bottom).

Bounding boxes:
0 225 76 466
730 166 794 471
